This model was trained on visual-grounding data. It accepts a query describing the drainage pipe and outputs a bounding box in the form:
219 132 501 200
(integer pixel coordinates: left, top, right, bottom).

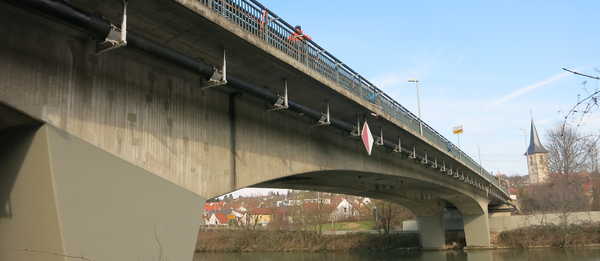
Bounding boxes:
8 0 351 131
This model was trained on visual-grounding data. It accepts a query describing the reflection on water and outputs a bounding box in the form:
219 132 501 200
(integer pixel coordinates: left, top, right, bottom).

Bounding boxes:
194 248 600 261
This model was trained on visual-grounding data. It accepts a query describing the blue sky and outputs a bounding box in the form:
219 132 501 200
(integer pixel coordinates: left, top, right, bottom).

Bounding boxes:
259 0 600 175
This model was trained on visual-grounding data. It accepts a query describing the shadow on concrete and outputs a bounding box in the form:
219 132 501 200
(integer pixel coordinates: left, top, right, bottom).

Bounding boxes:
0 103 41 218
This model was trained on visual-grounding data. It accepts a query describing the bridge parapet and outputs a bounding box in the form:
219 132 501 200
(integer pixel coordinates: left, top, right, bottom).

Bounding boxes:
187 0 508 196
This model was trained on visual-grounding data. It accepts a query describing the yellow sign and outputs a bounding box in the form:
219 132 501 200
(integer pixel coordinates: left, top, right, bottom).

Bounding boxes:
452 125 464 134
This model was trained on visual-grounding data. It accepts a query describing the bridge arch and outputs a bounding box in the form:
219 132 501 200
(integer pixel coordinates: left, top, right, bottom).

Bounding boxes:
208 168 491 250
0 2 499 259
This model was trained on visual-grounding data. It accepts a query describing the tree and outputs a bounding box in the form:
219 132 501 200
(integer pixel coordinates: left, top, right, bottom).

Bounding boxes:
546 123 596 175
372 200 414 234
519 174 588 214
590 175 600 211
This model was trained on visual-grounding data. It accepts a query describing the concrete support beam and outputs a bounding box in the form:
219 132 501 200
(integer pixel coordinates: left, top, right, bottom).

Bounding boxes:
463 209 491 248
0 125 205 261
417 215 446 250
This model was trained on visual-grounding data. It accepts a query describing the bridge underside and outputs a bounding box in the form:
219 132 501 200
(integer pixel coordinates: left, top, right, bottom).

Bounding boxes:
0 118 491 261
254 171 492 249
0 1 499 259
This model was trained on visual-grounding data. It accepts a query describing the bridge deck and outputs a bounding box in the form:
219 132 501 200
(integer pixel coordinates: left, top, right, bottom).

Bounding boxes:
13 0 508 200
169 0 509 198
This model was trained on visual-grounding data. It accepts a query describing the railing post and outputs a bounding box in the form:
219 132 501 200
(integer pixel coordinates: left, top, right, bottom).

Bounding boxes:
221 0 226 16
335 63 340 85
198 0 506 197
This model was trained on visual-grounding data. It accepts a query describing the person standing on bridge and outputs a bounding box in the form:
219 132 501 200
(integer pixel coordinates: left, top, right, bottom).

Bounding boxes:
289 25 312 42
288 25 312 64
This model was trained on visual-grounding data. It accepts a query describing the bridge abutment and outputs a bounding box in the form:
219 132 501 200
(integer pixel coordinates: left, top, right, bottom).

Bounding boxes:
0 125 204 261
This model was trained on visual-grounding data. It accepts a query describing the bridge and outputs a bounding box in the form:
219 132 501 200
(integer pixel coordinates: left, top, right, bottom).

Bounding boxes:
0 0 510 260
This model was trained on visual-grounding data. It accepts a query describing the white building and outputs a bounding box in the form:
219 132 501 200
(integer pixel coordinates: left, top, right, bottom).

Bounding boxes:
330 198 359 221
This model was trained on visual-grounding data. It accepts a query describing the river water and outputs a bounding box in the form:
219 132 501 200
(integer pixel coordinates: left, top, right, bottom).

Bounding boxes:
194 248 600 261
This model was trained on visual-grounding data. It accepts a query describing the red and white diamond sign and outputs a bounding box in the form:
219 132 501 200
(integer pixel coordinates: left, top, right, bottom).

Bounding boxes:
361 121 374 155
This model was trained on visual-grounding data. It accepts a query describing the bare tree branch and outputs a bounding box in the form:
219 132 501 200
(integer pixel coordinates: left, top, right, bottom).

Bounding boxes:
547 123 595 175
561 68 600 128
562 68 600 80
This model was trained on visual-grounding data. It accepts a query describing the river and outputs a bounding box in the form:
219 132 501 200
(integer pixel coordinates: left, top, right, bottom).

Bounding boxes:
194 248 600 261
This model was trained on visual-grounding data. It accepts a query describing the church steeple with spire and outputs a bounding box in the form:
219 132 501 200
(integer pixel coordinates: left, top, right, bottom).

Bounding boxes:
525 120 549 183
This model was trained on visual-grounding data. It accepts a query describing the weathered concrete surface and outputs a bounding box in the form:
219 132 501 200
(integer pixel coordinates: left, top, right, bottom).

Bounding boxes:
0 125 204 261
167 0 502 193
417 215 446 250
0 1 490 208
0 1 497 249
0 3 233 198
463 199 491 248
58 0 505 200
464 213 491 248
0 126 63 261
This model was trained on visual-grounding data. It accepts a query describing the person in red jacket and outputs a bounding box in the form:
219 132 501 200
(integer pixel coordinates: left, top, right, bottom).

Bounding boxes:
289 25 312 42
288 25 311 63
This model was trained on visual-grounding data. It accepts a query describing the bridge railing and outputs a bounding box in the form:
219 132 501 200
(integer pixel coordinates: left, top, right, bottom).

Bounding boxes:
198 0 509 196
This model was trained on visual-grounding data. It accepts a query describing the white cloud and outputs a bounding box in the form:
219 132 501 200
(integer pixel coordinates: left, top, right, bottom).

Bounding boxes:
491 71 571 106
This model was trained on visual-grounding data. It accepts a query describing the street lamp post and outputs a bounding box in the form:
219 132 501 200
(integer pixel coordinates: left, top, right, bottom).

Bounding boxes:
408 79 422 119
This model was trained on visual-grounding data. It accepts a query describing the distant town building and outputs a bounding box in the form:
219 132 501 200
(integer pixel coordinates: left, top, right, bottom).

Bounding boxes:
330 198 359 221
206 213 228 226
275 198 331 207
524 120 550 183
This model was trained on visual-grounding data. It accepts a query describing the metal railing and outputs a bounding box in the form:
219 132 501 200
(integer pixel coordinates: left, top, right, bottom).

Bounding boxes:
199 0 508 196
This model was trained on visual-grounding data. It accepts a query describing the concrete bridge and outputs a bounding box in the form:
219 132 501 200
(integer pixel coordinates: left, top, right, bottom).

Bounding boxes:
0 0 510 260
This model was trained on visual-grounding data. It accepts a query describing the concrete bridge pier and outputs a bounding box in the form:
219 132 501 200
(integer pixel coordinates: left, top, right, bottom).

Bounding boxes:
0 125 205 261
417 214 446 250
463 211 491 248
462 199 492 248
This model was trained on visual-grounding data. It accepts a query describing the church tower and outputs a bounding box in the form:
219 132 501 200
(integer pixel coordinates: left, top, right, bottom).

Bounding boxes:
525 120 550 183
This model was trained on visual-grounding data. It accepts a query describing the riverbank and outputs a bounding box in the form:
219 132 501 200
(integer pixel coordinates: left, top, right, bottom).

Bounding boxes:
495 223 600 248
194 248 600 261
198 223 600 252
196 230 419 252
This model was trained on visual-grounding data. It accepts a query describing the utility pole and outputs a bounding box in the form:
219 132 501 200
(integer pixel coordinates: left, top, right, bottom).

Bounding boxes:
408 79 422 118
478 145 483 174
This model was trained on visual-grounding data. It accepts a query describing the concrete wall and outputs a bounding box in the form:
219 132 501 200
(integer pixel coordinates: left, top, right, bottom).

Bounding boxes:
405 211 600 234
489 211 600 233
